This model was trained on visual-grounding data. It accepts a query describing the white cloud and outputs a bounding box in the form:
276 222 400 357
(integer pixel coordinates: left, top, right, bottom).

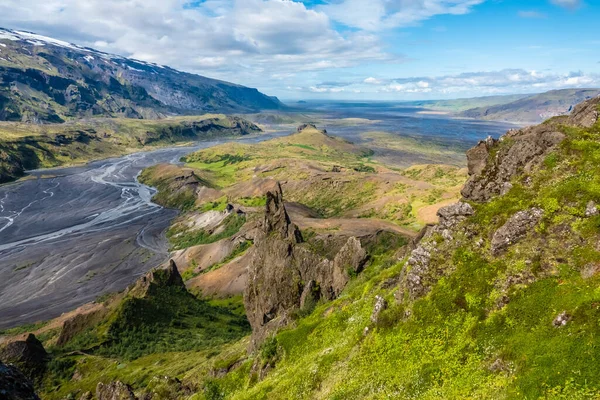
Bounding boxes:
550 0 582 9
518 10 547 18
321 0 485 31
367 69 600 95
364 77 383 84
0 0 391 89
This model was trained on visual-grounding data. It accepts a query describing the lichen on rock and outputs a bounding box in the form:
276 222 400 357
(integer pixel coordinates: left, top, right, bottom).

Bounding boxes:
491 208 544 255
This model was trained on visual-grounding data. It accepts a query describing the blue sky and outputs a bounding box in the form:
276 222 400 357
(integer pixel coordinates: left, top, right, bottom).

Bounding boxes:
0 0 597 100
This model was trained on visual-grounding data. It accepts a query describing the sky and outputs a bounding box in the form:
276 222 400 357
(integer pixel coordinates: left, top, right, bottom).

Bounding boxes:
0 0 598 100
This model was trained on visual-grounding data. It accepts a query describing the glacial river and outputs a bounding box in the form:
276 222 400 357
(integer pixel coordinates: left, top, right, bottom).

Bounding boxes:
0 132 288 329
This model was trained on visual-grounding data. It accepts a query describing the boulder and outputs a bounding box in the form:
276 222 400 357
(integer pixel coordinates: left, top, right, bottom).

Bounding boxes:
0 334 48 384
96 381 137 400
0 361 39 400
552 311 572 328
585 200 598 217
491 208 544 255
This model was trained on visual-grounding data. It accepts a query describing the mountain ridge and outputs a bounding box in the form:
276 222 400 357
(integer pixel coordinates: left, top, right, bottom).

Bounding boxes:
0 27 283 123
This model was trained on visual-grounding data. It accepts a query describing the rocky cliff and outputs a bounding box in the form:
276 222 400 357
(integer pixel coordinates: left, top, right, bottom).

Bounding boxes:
244 183 367 349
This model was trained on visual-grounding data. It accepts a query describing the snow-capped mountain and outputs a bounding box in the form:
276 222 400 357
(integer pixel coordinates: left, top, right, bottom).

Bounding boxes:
0 28 283 122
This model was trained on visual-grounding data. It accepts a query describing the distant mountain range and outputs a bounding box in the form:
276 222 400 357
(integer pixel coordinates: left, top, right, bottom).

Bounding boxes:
457 89 600 124
0 28 283 123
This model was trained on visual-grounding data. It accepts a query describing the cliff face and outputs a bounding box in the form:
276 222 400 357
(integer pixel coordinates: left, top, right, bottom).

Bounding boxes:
462 96 600 202
244 183 367 349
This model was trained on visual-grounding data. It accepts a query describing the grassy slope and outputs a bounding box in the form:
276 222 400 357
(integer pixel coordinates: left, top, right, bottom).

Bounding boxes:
180 127 465 228
199 107 600 399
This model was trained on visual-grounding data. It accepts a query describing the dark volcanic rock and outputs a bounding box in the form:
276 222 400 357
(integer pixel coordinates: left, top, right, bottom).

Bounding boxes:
461 125 565 202
462 97 600 203
491 208 544 255
296 123 319 132
0 361 39 400
96 381 137 400
0 334 48 384
244 183 367 349
128 260 185 298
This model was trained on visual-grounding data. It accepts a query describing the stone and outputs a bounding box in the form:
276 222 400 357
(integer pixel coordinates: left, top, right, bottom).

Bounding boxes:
585 200 598 217
552 311 571 328
370 295 388 324
0 362 39 400
96 381 137 400
0 334 48 384
491 208 544 255
436 202 474 230
404 245 433 300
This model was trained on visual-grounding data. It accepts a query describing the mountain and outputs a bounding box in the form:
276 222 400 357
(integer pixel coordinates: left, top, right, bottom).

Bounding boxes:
406 93 531 112
0 28 283 123
458 88 600 124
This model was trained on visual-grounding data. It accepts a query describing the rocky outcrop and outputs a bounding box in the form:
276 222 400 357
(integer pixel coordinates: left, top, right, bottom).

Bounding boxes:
296 123 318 132
96 381 137 400
0 334 48 384
436 201 474 240
244 183 367 349
491 208 543 255
56 307 109 347
128 260 185 298
462 97 599 203
370 295 388 324
0 361 39 400
400 202 474 300
462 125 565 202
567 96 600 128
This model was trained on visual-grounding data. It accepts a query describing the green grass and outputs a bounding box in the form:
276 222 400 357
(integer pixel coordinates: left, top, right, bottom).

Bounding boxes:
167 214 246 251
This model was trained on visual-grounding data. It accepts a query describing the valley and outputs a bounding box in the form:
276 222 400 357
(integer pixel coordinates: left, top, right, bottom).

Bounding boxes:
1 2 600 399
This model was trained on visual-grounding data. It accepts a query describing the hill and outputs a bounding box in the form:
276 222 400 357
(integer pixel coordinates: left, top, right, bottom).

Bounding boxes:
459 88 600 124
0 28 283 123
4 99 600 399
0 115 260 183
406 93 530 112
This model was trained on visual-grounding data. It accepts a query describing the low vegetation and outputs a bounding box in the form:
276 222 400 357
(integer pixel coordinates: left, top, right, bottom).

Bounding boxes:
0 115 260 183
